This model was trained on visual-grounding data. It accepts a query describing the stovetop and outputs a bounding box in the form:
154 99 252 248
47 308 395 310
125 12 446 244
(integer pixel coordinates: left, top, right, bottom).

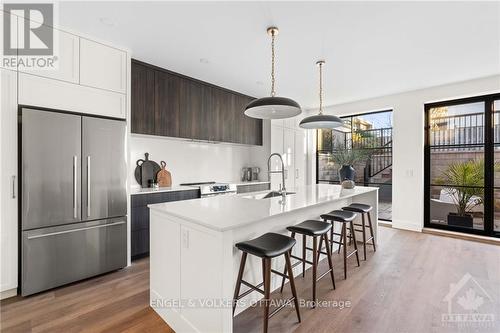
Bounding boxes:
179 181 237 196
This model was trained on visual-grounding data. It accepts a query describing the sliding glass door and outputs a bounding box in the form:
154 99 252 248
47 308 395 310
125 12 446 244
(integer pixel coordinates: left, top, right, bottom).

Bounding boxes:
317 110 393 221
424 94 499 237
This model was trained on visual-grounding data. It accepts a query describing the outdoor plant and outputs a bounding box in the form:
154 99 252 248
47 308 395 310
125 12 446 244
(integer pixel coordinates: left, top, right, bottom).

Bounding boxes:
435 159 498 216
330 145 367 166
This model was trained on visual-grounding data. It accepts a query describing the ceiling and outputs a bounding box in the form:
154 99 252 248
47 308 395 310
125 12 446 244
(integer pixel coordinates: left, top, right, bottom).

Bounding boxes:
59 1 500 109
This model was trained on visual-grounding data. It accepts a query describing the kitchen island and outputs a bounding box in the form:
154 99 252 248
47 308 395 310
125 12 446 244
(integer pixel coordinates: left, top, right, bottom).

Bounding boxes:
149 184 378 333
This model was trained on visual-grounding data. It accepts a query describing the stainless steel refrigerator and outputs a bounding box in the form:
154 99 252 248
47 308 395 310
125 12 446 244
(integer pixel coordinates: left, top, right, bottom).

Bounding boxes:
20 108 127 296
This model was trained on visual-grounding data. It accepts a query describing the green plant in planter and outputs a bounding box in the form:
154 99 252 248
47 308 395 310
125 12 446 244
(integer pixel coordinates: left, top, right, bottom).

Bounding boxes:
330 146 367 166
436 160 484 216
435 159 499 216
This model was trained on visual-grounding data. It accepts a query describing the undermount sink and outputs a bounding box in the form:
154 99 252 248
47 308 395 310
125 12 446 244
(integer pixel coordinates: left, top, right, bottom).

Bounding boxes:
243 191 296 200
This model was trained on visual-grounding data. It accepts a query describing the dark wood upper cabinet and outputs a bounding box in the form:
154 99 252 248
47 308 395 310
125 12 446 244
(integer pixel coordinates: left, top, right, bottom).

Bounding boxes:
131 62 155 134
131 59 262 145
155 70 180 137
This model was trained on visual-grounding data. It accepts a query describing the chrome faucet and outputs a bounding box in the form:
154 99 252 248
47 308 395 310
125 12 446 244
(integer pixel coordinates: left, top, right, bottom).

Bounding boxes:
267 153 286 196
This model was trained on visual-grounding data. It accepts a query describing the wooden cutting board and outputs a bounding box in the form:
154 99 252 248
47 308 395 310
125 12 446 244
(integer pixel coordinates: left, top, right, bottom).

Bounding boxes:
156 161 172 187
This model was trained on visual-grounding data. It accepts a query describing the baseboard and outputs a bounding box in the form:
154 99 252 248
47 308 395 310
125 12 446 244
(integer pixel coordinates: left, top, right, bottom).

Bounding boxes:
422 228 500 246
378 221 392 228
0 288 18 300
391 220 422 232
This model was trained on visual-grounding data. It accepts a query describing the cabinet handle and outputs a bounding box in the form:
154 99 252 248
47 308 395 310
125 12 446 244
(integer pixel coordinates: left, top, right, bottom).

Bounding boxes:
87 156 91 217
12 175 16 199
295 168 299 179
73 156 78 219
183 230 190 249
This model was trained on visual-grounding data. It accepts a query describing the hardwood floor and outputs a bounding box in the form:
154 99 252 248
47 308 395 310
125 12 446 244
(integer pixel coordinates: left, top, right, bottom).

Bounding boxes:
1 227 499 333
0 259 173 333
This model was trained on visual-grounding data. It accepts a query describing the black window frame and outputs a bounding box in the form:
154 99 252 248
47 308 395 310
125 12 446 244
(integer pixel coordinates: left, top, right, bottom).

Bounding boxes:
424 93 499 238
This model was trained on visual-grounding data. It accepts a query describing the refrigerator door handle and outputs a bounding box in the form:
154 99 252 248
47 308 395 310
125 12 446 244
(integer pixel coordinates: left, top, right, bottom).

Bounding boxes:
73 155 78 219
27 221 126 240
87 155 91 217
12 175 16 199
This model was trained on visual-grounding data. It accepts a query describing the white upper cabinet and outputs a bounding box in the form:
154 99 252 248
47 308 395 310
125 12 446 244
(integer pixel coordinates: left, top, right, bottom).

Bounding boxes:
270 121 309 191
0 11 17 71
80 38 127 93
283 128 295 190
19 26 80 84
1 68 18 294
294 130 307 188
19 72 126 119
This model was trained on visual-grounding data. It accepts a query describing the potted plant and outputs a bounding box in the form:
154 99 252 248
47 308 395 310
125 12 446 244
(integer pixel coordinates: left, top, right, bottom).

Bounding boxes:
330 146 367 188
435 160 486 228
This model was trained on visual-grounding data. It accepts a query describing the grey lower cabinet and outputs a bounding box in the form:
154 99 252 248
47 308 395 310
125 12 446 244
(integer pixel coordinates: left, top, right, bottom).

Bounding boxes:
236 183 271 194
131 189 199 260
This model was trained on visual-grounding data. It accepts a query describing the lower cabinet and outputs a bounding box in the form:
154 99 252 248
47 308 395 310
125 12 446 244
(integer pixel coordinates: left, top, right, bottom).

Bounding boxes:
130 189 199 259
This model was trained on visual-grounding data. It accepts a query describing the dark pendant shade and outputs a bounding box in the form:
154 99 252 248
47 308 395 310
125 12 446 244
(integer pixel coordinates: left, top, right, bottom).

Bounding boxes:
244 96 302 119
299 114 343 129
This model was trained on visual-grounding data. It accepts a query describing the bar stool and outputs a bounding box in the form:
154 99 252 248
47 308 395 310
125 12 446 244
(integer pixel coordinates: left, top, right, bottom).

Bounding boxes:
320 210 360 279
233 232 301 333
342 203 376 261
279 220 336 308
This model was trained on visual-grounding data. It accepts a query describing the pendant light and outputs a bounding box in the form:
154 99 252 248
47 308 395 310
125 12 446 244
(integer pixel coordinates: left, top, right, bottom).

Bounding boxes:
244 27 302 119
299 60 343 129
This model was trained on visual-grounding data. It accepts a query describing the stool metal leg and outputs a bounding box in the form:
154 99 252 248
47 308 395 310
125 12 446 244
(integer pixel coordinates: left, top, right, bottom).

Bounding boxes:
368 211 376 252
232 252 247 315
361 213 367 261
284 252 301 323
262 258 271 333
350 221 360 267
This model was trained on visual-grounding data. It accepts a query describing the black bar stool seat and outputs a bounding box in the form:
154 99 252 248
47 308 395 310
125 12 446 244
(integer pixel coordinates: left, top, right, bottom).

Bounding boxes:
342 203 372 213
235 232 296 258
233 233 301 333
342 203 376 260
287 220 332 236
320 210 356 222
280 220 335 308
321 210 360 279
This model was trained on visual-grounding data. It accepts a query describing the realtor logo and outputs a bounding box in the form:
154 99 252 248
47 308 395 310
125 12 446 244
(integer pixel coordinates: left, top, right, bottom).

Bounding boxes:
442 273 495 329
3 3 53 55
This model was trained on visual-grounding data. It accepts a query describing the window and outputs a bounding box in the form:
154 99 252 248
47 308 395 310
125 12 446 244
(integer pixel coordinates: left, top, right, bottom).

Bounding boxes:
425 94 499 237
317 110 393 221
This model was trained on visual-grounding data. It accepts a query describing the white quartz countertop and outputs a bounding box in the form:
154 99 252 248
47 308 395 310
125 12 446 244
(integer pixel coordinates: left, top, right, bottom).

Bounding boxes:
229 181 270 186
148 184 377 231
131 181 269 195
130 186 198 195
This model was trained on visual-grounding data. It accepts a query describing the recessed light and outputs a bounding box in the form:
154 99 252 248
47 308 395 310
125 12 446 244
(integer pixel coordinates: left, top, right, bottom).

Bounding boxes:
99 17 115 27
199 58 209 64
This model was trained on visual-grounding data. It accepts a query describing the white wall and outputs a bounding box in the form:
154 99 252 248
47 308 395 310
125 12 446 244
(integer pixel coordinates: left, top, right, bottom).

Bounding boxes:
308 75 500 232
129 121 270 188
